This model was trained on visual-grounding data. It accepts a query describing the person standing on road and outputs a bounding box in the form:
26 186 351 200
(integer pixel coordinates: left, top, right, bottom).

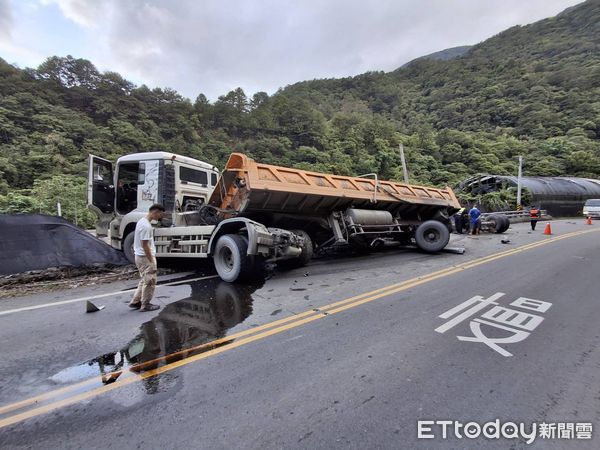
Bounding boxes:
461 207 470 233
454 207 466 234
529 206 541 230
128 204 165 312
469 205 481 235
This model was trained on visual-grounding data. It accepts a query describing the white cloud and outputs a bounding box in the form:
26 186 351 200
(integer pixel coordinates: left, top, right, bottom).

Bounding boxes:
40 0 108 28
8 0 587 99
0 0 46 65
0 0 13 41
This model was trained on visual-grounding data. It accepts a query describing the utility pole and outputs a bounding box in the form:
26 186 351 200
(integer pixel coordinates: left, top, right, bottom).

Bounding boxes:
399 143 409 183
516 155 523 209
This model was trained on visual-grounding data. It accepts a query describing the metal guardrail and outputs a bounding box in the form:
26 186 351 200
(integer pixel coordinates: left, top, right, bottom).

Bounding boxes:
481 210 547 218
480 210 549 223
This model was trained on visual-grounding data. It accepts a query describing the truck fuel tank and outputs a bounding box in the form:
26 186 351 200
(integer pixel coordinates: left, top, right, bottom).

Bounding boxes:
345 209 394 226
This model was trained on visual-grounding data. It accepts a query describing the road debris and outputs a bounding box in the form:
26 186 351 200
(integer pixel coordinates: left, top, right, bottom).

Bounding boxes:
443 247 466 255
85 301 105 313
0 265 180 299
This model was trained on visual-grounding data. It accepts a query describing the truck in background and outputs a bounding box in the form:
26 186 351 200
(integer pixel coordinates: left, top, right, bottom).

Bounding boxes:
88 152 461 283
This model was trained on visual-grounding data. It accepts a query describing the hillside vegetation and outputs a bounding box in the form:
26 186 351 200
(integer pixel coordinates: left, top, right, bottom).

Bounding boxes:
1 0 599 226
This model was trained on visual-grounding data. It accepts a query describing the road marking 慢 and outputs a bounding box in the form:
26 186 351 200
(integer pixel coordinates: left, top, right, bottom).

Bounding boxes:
436 293 553 356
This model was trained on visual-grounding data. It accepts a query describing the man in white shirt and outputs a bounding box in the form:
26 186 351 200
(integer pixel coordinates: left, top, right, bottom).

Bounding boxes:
128 204 165 311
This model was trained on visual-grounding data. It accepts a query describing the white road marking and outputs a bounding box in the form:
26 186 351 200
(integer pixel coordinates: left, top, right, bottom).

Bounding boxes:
435 293 504 334
457 319 531 357
437 292 553 357
0 275 219 317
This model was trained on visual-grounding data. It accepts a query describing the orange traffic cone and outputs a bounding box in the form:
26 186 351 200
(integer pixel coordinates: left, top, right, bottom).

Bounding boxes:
586 216 592 225
543 222 552 235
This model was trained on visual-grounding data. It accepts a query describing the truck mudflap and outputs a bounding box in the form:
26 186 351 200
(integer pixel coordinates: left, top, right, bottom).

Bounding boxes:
208 218 274 256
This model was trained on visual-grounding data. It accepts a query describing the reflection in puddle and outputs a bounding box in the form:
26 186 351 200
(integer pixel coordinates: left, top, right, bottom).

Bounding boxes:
51 279 261 390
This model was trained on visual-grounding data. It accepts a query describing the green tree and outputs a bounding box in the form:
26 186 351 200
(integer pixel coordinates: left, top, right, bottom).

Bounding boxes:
30 175 96 228
0 192 37 214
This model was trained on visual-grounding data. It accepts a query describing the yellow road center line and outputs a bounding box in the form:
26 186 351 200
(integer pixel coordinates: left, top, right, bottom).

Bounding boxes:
0 227 597 428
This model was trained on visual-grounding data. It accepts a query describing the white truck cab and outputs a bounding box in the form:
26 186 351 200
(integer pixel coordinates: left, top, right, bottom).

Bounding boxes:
87 152 220 261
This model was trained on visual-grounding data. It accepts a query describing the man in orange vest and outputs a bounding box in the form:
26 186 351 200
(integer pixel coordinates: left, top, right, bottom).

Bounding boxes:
529 206 541 231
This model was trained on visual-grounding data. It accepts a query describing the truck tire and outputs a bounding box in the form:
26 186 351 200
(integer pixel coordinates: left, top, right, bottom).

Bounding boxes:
213 234 264 283
498 215 510 233
289 229 313 267
122 232 136 264
488 214 504 233
415 220 450 253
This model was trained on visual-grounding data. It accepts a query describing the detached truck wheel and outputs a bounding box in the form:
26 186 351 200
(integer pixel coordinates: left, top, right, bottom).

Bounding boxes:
415 220 450 253
122 232 136 264
498 215 510 233
487 214 503 233
213 234 264 283
488 214 510 234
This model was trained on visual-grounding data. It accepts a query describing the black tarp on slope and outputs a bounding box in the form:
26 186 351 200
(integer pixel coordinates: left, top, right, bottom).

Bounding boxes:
0 214 129 276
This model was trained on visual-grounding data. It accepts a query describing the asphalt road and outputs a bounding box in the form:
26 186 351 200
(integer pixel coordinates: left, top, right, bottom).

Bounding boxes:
0 219 599 449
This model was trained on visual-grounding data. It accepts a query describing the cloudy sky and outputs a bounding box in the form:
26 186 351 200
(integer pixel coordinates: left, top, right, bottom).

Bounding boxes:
0 0 584 101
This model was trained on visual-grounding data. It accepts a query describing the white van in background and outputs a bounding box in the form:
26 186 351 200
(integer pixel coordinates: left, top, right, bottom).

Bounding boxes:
582 199 600 218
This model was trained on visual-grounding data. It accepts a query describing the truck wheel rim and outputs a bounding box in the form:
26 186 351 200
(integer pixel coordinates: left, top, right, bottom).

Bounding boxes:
425 229 440 243
220 247 234 271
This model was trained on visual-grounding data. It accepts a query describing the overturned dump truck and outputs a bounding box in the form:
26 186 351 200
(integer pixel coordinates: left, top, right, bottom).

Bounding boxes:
88 152 460 283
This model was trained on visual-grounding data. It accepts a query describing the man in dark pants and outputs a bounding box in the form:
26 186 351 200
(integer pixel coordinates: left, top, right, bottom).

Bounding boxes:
530 206 541 230
454 207 466 234
469 205 482 235
461 207 470 234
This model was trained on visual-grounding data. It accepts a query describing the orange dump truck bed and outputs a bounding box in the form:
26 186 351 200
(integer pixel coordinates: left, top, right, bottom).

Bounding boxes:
209 153 460 216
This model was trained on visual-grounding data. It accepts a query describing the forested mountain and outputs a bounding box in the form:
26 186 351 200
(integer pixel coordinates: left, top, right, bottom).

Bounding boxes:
0 0 599 225
401 45 473 66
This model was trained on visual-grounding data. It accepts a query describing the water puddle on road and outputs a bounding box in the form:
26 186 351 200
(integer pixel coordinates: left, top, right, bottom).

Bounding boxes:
49 279 261 390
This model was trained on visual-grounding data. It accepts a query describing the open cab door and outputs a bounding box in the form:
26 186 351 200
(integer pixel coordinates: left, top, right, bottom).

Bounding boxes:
87 155 115 237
